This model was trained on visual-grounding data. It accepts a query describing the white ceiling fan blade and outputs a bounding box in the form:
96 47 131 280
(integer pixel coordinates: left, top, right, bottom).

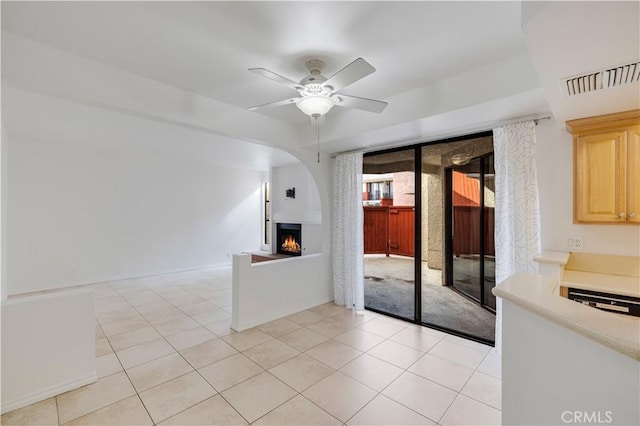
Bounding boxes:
248 97 300 111
249 68 303 91
323 58 375 92
335 94 388 113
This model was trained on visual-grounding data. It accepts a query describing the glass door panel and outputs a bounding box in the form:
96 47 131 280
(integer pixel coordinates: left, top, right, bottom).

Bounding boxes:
451 162 482 302
421 140 496 344
363 149 415 321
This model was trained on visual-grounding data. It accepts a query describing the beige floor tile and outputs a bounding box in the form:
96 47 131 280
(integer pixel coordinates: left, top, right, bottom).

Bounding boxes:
222 328 273 351
126 353 193 392
254 394 341 425
461 371 502 410
191 308 232 325
159 395 247 425
99 316 148 337
307 318 354 338
358 318 405 338
139 371 217 423
198 353 264 391
205 319 236 337
305 339 363 369
269 354 334 392
152 316 200 337
439 394 501 426
443 334 492 353
165 326 216 350
135 302 176 316
339 353 403 391
303 372 376 423
96 352 123 378
408 353 474 392
382 372 457 423
96 307 141 325
330 310 371 327
286 309 325 326
126 294 166 307
64 395 152 425
145 309 189 325
166 294 207 307
243 339 300 369
477 352 502 379
108 326 162 351
417 325 449 339
56 371 136 424
258 318 302 337
1 397 58 426
389 328 444 352
277 327 329 352
180 338 238 368
367 339 424 369
116 338 175 369
334 328 385 352
95 337 113 357
309 303 347 318
221 372 296 423
428 340 488 369
347 394 436 426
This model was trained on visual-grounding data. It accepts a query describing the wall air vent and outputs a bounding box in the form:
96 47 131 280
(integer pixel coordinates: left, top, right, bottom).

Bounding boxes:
562 61 640 96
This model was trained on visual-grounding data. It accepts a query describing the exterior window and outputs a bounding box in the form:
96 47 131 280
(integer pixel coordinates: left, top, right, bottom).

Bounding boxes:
362 178 393 206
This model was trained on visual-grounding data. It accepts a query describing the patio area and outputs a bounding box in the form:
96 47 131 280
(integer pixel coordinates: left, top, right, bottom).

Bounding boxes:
364 255 496 342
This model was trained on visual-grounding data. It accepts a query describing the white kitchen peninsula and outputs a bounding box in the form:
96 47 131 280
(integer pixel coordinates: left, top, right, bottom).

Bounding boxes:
494 272 639 426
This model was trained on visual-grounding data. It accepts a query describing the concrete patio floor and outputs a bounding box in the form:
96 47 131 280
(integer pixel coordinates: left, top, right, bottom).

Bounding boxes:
364 255 496 343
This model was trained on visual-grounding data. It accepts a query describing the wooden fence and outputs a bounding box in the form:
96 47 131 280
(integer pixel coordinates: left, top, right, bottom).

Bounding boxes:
364 205 494 258
363 206 414 257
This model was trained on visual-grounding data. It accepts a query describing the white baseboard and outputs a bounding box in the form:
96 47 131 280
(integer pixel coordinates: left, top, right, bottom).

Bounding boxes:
10 262 232 297
1 372 97 415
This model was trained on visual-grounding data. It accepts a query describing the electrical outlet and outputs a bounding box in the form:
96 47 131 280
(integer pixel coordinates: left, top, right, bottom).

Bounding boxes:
567 237 584 250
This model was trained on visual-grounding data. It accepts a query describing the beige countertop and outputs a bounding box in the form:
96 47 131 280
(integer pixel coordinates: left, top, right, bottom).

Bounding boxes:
493 272 640 361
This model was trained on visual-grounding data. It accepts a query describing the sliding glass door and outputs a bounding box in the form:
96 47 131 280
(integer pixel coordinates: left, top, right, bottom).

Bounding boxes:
363 133 496 345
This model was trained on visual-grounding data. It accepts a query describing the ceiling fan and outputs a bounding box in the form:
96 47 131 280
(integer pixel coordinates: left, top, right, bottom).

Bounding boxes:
248 58 388 117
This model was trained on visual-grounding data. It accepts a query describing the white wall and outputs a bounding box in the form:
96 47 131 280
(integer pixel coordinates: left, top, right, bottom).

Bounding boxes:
231 253 333 331
271 163 323 255
1 290 96 414
7 121 264 295
1 122 8 300
536 118 640 256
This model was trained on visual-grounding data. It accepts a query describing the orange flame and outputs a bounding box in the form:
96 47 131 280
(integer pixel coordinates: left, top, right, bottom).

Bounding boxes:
281 235 301 252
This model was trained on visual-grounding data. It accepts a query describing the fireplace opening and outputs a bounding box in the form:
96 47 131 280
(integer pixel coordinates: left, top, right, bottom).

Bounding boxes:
276 223 302 256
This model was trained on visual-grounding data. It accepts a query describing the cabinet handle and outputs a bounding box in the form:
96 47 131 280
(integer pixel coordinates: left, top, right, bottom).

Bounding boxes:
629 213 636 218
618 213 626 218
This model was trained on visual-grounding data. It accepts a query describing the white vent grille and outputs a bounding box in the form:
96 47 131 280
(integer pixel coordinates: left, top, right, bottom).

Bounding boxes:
562 61 640 96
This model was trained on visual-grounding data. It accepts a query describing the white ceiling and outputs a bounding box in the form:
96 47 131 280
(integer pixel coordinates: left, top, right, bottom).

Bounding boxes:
1 1 638 169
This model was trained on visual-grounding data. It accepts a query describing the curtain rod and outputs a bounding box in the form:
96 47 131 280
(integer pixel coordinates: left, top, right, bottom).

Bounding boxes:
330 115 552 158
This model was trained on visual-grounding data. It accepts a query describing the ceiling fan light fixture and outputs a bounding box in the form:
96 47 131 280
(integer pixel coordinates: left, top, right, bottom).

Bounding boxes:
296 95 335 116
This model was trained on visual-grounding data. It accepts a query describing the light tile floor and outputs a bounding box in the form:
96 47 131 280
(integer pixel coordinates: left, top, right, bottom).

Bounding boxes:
1 267 502 425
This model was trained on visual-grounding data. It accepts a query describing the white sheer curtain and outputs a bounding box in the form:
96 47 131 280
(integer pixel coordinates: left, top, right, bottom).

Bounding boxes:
493 120 541 353
332 151 364 311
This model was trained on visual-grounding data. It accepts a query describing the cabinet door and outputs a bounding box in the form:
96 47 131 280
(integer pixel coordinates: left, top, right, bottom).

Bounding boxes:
627 125 640 223
574 130 627 223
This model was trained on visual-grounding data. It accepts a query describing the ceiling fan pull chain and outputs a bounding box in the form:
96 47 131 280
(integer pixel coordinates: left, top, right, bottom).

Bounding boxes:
314 114 321 163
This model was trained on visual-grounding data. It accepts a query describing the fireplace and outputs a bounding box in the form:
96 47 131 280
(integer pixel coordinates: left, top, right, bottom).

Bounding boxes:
276 223 302 256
